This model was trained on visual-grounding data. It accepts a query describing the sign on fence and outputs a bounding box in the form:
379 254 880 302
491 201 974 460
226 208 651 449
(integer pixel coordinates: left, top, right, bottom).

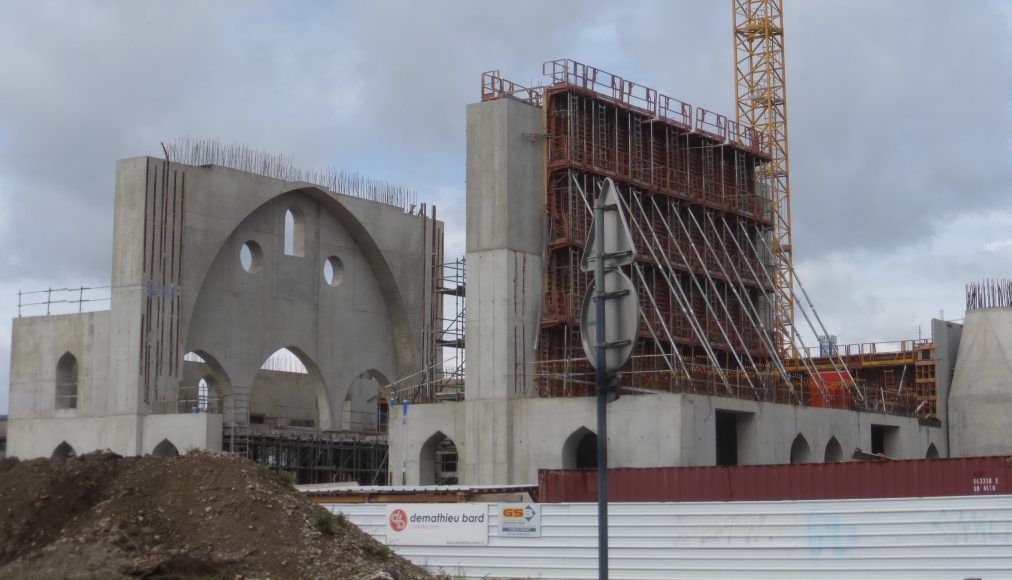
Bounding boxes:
385 504 488 546
498 503 541 537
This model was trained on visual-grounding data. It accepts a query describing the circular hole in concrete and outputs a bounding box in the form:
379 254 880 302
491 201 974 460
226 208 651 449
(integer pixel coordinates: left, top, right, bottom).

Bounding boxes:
240 241 263 274
324 255 344 287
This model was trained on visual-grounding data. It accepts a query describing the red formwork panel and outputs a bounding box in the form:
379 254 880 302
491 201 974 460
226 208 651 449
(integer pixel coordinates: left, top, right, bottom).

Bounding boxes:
539 456 1012 503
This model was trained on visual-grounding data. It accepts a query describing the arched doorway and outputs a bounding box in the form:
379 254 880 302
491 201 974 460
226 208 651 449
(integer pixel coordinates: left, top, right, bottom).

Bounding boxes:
52 441 76 460
182 351 232 419
341 370 390 432
252 346 332 430
790 433 811 464
562 427 598 469
152 439 180 457
420 431 458 485
926 443 939 459
824 436 843 463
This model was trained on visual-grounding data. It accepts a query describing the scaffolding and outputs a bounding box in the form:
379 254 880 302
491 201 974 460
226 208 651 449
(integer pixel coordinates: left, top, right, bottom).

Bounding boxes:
224 430 388 485
404 256 467 404
483 60 932 419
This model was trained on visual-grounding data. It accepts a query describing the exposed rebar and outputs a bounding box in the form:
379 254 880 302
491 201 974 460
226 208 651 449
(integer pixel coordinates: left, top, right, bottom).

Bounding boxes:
966 279 1012 310
164 137 417 211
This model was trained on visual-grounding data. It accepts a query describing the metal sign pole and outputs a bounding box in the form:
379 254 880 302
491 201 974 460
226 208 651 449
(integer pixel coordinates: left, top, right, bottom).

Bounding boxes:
594 194 609 580
581 178 638 580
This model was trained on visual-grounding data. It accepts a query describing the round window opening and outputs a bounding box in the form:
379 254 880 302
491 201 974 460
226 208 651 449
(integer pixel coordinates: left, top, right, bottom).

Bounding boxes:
324 256 344 287
240 241 263 274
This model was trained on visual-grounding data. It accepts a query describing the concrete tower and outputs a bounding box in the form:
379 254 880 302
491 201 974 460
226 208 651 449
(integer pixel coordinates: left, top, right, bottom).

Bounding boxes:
949 307 1012 456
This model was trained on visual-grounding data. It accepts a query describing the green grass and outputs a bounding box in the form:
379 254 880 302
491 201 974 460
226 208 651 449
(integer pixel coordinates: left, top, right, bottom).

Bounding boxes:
312 510 335 535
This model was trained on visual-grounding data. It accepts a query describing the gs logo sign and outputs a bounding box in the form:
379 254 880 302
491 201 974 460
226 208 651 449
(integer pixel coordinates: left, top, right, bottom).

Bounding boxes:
501 507 525 518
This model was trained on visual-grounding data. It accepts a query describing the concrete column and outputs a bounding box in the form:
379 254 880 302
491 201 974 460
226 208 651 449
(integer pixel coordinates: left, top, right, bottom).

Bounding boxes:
949 309 1012 457
107 157 150 418
461 97 544 484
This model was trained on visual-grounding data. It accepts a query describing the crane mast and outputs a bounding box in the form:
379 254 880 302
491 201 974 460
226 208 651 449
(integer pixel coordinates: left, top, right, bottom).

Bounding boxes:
733 0 796 357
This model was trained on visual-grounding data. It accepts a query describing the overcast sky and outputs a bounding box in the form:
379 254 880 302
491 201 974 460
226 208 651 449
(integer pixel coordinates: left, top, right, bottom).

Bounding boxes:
1 1 1010 413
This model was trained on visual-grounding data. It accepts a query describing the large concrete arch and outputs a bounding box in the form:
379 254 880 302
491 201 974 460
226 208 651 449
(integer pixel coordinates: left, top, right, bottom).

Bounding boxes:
182 182 418 387
183 182 417 432
294 185 417 378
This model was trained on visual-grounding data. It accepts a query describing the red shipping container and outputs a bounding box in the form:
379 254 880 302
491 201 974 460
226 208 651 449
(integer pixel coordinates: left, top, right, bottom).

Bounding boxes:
539 456 1012 503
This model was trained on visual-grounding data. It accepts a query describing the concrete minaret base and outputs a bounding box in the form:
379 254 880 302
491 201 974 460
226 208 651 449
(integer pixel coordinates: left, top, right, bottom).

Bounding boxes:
949 308 1012 456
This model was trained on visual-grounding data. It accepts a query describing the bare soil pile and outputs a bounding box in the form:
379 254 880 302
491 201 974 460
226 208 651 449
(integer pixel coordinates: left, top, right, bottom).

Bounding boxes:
0 451 431 579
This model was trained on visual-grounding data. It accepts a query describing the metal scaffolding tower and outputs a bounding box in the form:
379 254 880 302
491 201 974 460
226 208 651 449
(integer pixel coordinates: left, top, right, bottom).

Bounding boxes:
734 0 795 356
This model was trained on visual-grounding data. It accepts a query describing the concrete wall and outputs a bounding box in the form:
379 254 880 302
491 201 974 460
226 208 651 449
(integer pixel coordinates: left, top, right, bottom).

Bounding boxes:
678 394 941 467
461 96 544 484
249 369 321 426
932 317 962 457
949 308 1012 456
183 184 409 429
7 415 142 458
389 400 465 485
142 413 223 454
7 156 433 458
392 392 945 485
8 311 111 420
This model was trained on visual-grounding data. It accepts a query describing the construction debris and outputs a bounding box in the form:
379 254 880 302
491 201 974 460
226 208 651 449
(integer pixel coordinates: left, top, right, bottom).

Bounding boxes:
0 451 431 579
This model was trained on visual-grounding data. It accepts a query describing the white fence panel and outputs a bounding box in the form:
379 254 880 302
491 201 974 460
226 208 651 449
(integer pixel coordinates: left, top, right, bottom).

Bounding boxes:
328 495 1012 579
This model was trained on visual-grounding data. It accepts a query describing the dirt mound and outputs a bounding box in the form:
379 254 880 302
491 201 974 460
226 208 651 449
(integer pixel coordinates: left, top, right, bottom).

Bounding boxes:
0 451 430 579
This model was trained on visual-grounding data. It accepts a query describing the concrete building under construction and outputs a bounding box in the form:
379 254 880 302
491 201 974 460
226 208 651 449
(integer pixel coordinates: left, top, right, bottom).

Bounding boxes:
7 59 1012 489
389 61 954 486
7 142 443 484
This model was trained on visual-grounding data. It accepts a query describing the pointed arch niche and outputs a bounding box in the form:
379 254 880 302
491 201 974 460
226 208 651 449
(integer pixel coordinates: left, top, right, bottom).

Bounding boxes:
55 352 78 409
52 441 77 460
562 427 598 469
824 436 844 463
152 439 179 457
419 431 458 485
283 207 306 257
790 433 811 464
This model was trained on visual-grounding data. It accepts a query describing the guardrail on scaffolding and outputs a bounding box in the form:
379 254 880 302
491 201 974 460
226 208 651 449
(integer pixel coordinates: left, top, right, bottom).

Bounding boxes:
482 59 766 155
791 339 931 366
17 285 112 317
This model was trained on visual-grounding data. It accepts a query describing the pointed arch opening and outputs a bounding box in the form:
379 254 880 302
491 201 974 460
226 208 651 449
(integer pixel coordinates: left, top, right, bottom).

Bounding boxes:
824 436 843 463
284 207 305 257
182 350 232 419
419 431 458 485
152 439 180 457
251 346 332 430
562 426 598 469
926 443 940 459
790 433 811 464
341 369 390 432
52 441 76 460
55 352 78 409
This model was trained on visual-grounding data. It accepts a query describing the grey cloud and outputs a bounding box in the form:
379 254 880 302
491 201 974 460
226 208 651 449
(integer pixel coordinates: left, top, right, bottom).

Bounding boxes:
1 1 1010 412
788 0 1012 258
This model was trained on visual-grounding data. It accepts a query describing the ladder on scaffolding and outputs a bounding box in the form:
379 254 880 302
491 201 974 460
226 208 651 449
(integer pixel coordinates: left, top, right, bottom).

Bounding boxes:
227 389 251 458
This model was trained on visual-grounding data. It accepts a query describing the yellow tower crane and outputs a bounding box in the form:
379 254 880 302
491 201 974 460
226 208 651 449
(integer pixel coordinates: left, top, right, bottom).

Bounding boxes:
733 0 796 357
